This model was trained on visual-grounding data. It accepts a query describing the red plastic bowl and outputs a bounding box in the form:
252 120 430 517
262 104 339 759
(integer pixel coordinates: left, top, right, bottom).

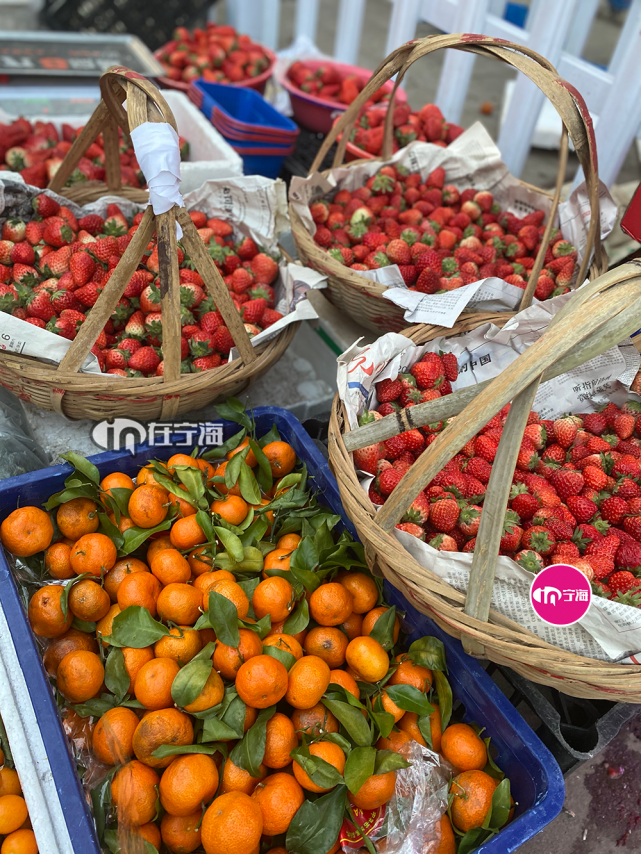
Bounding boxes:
155 47 276 95
280 59 407 135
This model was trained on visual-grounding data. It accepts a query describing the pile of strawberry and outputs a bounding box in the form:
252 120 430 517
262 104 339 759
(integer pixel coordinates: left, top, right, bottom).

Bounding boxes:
310 164 577 300
0 196 283 375
0 117 188 191
347 103 464 157
357 351 641 609
158 24 272 85
286 60 393 108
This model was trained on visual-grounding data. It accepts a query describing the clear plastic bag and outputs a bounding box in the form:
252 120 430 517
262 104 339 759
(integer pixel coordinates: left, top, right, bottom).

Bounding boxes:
0 388 50 479
378 741 452 854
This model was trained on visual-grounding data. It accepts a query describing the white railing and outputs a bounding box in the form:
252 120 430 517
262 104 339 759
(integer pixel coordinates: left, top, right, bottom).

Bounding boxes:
224 0 641 187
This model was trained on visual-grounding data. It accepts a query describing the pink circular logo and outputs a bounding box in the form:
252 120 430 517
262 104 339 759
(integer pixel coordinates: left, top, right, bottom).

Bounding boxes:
530 564 592 626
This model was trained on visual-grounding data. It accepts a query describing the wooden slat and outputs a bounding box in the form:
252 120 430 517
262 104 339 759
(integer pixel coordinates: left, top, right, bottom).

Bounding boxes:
175 207 256 365
56 208 155 374
157 208 182 387
102 115 122 194
47 101 109 194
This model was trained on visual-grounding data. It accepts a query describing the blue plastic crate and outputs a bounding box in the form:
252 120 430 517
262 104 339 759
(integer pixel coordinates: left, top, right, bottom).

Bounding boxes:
0 406 563 853
190 79 299 139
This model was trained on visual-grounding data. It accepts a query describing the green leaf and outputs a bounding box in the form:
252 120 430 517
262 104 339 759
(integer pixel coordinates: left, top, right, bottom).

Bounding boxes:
152 743 225 759
284 598 309 635
483 737 506 781
104 828 159 854
196 509 215 543
97 511 124 551
202 427 247 460
175 466 205 503
102 605 170 648
202 716 243 742
486 778 511 831
207 590 240 648
292 745 345 789
374 749 411 775
72 617 97 633
225 445 250 490
62 451 100 485
322 699 372 747
457 828 494 854
118 518 173 557
237 576 260 604
44 484 97 510
369 709 395 740
417 713 433 749
241 614 271 639
344 745 375 794
292 537 319 572
263 644 297 671
258 424 281 447
434 670 452 730
248 437 273 492
240 517 269 547
285 784 346 854
171 655 213 708
230 706 276 777
107 487 133 518
104 647 129 703
72 696 115 718
215 527 244 562
239 461 261 505
322 732 352 754
216 400 252 430
314 522 335 559
368 605 397 651
385 685 434 717
408 636 448 673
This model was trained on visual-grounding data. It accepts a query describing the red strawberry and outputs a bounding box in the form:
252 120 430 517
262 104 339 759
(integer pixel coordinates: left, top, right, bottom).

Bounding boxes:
378 468 403 496
549 469 584 500
614 413 635 440
69 252 96 287
441 352 458 382
250 253 279 285
511 491 540 521
124 310 146 339
566 495 597 524
354 442 386 475
128 346 160 375
241 298 267 325
410 360 444 390
553 417 578 448
430 498 460 532
385 239 412 265
515 550 544 573
33 194 60 219
43 219 74 248
583 412 607 435
402 493 431 525
609 571 638 595
77 214 105 235
377 378 402 403
213 326 235 355
521 525 556 556
396 523 425 540
191 354 222 372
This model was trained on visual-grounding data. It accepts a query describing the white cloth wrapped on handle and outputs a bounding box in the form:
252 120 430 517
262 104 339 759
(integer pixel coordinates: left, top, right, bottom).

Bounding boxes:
130 122 184 237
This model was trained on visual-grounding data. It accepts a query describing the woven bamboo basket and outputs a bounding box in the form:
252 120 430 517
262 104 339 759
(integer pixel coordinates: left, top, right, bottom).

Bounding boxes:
329 260 641 702
0 66 298 421
290 33 607 336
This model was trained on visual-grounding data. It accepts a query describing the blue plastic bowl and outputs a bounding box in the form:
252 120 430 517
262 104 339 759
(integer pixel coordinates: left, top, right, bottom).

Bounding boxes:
0 407 564 853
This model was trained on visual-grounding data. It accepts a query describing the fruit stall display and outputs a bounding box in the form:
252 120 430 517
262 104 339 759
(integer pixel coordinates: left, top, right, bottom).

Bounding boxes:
328 260 641 702
0 68 301 421
290 34 606 336
156 24 275 93
0 404 564 854
0 117 189 192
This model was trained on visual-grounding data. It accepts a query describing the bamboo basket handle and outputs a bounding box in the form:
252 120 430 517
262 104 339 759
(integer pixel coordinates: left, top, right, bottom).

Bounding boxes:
308 34 606 288
55 71 257 391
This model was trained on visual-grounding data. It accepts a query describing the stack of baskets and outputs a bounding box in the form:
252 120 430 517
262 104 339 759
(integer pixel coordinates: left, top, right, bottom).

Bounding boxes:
0 66 298 421
188 80 299 178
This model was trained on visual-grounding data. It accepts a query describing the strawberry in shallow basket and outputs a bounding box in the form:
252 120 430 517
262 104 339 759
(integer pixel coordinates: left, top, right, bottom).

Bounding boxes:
0 199 284 375
359 356 641 610
309 164 577 299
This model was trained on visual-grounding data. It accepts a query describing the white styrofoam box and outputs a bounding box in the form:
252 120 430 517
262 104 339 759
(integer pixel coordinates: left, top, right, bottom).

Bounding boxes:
0 87 243 194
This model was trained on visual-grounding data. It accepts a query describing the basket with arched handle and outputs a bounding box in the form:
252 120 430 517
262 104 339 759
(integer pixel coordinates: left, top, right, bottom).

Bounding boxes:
290 33 607 337
328 261 641 702
0 66 297 421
